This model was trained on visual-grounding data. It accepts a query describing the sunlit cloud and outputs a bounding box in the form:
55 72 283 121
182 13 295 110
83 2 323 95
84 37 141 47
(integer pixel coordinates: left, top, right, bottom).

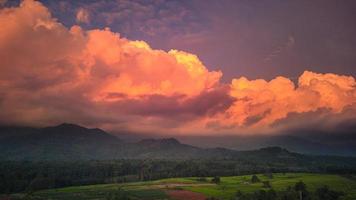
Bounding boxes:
217 71 356 129
0 0 355 135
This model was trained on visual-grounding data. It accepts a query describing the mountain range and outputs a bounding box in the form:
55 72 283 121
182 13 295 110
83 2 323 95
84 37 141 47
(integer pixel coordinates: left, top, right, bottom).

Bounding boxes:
109 128 356 157
175 133 356 157
1 123 356 171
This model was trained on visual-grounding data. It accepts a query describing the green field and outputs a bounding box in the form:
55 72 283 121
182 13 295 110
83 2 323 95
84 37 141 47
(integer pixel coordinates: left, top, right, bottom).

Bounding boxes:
7 173 356 200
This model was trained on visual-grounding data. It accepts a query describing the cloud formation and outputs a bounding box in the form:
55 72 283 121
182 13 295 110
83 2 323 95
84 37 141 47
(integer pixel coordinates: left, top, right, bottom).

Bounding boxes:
218 71 356 130
76 7 90 24
0 0 355 135
0 0 222 132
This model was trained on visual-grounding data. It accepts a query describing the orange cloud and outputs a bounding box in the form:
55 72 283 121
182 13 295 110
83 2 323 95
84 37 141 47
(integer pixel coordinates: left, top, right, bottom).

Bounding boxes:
218 71 356 129
0 0 355 135
83 29 222 99
0 0 223 131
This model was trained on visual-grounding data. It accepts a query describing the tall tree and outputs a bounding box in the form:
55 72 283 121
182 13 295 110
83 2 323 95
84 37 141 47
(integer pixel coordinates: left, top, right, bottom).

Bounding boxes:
294 181 306 200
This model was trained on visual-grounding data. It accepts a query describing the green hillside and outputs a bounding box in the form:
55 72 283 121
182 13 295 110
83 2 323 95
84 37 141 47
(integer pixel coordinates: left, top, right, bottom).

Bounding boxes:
6 173 356 200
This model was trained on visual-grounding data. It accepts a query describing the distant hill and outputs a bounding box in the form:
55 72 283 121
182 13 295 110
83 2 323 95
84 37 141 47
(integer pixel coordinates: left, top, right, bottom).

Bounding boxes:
1 123 356 171
175 134 356 157
0 123 122 160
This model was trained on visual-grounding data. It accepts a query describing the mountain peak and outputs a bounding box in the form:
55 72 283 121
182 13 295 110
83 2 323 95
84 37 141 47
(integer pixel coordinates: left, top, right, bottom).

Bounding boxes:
41 123 117 141
55 123 85 129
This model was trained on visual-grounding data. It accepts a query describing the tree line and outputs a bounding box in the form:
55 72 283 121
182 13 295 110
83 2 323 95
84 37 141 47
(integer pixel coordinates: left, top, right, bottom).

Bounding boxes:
0 159 352 194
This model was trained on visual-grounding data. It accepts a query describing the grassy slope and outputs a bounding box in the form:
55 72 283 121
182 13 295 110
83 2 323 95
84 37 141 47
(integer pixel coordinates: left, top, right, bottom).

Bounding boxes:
184 173 356 200
9 173 356 200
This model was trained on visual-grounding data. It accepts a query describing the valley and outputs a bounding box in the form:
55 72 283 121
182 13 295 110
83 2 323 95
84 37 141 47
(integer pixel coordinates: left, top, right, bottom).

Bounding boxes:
5 173 356 200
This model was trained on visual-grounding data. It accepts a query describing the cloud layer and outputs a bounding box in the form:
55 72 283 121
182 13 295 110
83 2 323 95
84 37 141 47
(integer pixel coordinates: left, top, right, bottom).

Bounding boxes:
0 0 355 135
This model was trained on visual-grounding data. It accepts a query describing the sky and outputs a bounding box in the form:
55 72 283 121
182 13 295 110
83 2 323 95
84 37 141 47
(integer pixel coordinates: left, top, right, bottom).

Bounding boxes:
0 0 356 135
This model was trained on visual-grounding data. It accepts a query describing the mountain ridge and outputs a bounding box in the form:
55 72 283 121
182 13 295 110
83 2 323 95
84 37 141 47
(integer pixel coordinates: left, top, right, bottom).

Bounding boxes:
0 123 356 171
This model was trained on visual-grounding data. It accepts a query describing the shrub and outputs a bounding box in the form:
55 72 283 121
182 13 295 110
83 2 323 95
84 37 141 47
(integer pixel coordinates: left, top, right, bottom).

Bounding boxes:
251 175 260 183
315 185 344 200
211 176 221 184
